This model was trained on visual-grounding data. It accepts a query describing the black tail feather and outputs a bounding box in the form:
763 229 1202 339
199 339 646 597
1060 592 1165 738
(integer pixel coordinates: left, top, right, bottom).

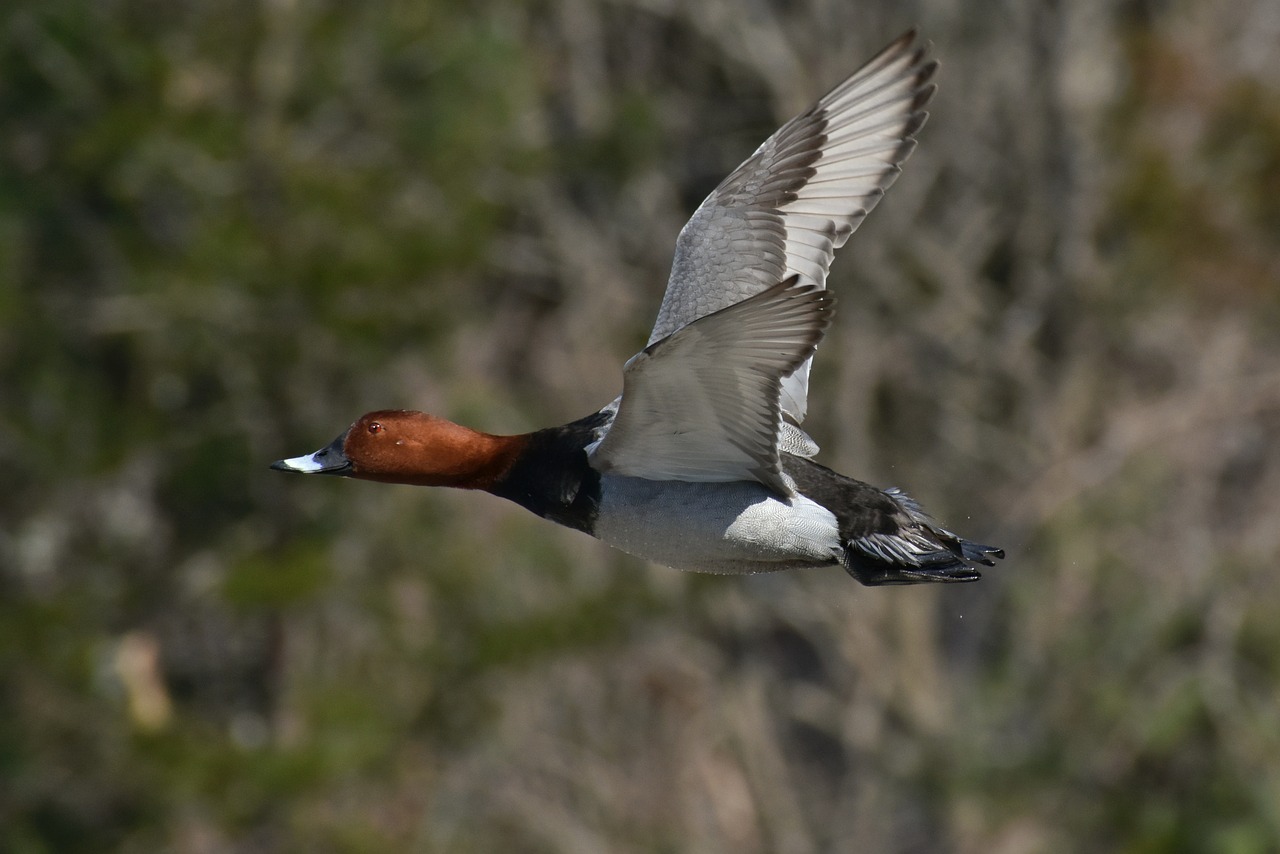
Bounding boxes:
958 539 1004 566
779 456 1004 588
843 488 1004 587
845 553 983 586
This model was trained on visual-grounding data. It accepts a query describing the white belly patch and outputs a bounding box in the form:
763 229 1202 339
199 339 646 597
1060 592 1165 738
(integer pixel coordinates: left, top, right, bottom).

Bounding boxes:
593 476 843 573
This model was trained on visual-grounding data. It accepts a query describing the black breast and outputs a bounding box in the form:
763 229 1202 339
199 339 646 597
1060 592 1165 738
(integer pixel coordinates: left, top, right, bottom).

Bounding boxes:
486 410 609 534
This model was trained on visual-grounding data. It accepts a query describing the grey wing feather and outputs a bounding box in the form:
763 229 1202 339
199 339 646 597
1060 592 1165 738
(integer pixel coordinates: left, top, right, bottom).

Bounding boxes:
649 30 937 427
591 278 835 496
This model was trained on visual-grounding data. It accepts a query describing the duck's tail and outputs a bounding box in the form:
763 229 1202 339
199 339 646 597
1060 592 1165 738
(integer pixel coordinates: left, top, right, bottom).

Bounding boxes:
781 455 1004 586
841 488 1004 587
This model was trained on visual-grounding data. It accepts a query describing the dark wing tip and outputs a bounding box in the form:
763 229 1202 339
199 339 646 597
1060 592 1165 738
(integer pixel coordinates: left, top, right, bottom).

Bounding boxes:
912 82 938 112
902 110 929 139
891 28 920 51
917 58 940 86
891 137 919 164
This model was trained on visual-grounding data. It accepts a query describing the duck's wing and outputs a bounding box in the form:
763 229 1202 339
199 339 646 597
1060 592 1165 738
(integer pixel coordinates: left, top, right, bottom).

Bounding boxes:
590 277 834 496
649 30 935 428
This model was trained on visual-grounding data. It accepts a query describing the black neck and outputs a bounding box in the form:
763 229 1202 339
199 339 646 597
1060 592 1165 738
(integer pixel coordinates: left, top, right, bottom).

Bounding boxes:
486 410 610 534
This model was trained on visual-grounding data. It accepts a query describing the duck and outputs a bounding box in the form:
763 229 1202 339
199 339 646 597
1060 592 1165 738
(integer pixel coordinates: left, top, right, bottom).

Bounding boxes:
272 30 1004 585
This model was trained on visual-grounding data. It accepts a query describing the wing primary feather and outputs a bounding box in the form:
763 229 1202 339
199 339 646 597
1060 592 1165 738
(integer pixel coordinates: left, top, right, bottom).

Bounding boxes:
647 30 936 428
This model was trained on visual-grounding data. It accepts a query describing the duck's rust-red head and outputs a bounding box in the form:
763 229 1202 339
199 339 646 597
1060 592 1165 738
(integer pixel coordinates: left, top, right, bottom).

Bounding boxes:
272 410 527 489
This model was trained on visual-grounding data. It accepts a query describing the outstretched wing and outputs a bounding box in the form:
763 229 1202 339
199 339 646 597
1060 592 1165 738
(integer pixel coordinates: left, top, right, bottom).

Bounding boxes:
591 278 834 496
650 30 936 426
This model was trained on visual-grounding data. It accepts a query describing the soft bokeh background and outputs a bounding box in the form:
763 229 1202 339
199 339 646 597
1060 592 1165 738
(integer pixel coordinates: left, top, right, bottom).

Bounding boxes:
4 0 1280 850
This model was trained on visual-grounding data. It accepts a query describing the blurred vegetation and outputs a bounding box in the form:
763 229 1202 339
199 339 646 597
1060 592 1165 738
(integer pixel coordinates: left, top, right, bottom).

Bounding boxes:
3 0 1280 851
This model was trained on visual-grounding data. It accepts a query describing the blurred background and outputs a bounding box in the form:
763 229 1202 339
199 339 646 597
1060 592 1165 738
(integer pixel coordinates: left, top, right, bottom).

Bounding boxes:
3 0 1279 850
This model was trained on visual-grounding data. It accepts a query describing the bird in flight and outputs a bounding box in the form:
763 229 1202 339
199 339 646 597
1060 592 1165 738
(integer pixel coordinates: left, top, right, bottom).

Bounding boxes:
273 31 1004 585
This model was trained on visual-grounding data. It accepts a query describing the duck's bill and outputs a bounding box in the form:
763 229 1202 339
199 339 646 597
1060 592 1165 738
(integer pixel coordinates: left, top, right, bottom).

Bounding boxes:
271 434 352 476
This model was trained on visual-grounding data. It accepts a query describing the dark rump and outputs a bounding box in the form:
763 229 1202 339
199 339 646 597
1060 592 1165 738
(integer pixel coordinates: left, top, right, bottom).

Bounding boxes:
782 455 1003 586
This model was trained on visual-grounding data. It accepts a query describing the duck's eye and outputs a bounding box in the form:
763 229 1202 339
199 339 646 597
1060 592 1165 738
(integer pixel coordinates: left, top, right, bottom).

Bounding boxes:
368 422 383 435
